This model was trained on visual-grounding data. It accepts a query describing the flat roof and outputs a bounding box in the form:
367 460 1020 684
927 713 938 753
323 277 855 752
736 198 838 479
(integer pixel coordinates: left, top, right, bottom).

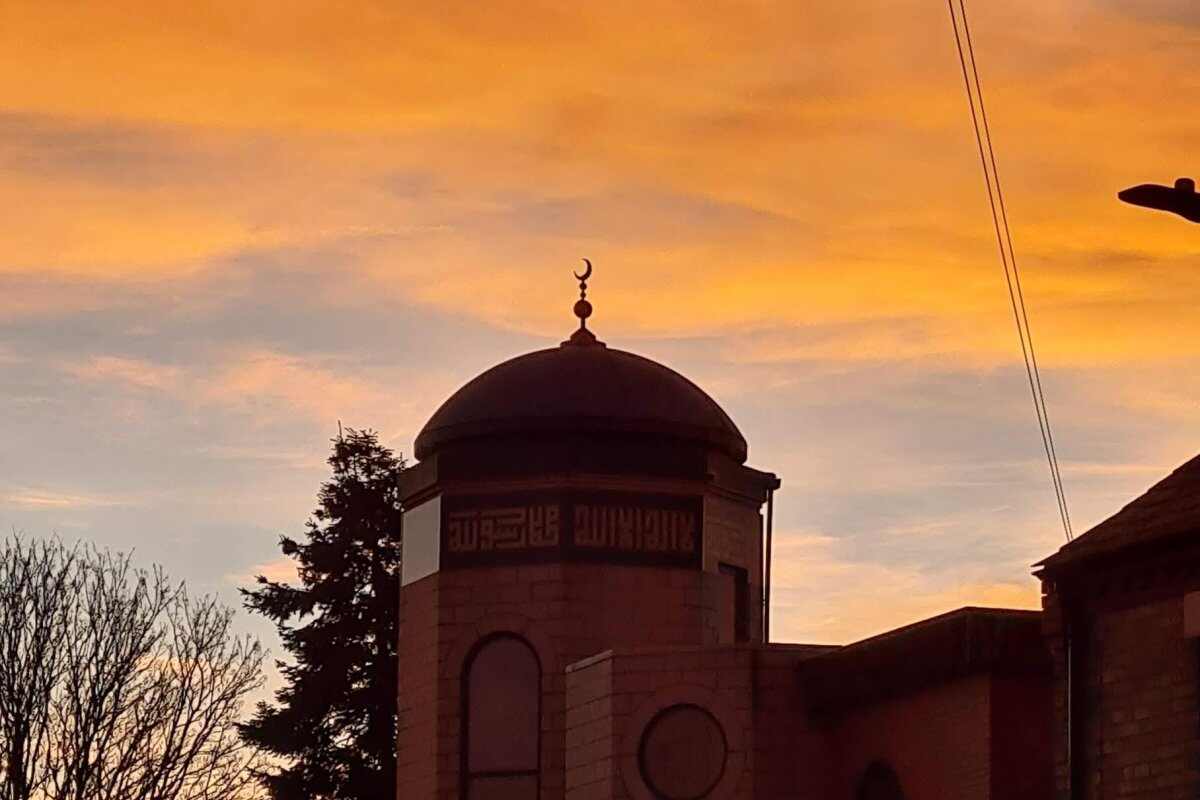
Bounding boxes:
797 606 1049 715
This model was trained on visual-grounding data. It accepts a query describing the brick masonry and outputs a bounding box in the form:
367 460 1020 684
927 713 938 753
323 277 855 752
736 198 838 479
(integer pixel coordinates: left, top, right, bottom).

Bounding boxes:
559 645 1046 800
397 563 732 799
826 675 993 800
399 547 1054 799
1043 585 1200 800
564 647 755 800
392 297 1200 800
396 446 772 800
1036 452 1200 800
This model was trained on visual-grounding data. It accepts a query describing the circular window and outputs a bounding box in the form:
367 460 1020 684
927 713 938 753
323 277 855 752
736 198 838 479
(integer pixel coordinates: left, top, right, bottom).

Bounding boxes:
638 704 728 799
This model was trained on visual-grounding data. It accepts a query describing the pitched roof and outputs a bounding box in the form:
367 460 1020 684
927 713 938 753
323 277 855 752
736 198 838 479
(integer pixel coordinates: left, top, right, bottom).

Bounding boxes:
1037 453 1200 574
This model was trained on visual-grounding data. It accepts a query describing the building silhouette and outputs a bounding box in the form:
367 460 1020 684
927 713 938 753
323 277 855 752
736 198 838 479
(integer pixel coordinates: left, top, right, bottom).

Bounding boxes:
396 280 1199 799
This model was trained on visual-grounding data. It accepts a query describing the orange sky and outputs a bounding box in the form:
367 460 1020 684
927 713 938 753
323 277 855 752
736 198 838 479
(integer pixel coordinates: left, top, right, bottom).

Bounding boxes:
2 0 1199 648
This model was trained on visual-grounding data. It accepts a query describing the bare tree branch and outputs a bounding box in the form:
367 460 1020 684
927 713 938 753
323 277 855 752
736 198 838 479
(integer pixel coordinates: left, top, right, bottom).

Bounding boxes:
0 536 267 800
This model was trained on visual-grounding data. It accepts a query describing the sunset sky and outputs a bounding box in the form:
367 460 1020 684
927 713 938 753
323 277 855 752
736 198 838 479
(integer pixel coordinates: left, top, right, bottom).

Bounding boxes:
3 0 1199 659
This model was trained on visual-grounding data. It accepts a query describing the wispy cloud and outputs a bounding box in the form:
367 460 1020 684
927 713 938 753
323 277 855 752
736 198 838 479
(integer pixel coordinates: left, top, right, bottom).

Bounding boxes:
47 344 457 453
769 531 1041 644
227 556 299 587
66 355 182 391
203 350 388 425
0 2 1197 366
2 0 1199 663
0 487 135 510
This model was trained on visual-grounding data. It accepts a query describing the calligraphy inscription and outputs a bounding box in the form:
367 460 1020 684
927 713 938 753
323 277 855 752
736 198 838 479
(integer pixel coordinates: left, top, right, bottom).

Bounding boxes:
446 505 560 554
442 494 702 566
574 505 696 555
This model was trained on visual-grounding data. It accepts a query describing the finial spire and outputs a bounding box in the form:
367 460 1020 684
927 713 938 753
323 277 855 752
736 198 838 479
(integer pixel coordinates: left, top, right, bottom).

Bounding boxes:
573 258 593 329
563 258 603 347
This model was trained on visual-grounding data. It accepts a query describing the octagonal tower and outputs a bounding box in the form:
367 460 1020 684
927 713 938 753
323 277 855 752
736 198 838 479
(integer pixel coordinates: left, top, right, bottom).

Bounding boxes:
396 271 778 799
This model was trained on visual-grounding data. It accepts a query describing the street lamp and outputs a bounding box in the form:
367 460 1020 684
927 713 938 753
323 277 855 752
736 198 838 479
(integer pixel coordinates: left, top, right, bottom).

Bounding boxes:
1118 177 1200 222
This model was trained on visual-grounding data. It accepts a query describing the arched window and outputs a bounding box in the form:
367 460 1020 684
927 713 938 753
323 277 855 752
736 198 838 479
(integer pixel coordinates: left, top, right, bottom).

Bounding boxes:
856 761 905 800
462 634 541 799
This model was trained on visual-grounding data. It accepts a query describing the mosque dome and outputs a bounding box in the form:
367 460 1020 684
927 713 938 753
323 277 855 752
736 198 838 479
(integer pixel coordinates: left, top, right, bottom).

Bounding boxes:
414 335 747 463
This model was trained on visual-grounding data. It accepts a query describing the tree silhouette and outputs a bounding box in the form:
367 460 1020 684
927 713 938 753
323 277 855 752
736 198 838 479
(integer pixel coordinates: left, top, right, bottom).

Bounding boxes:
0 537 265 800
240 429 403 800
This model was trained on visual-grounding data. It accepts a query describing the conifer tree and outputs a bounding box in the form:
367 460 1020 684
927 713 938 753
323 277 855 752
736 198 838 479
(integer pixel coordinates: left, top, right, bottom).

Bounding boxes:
240 428 403 800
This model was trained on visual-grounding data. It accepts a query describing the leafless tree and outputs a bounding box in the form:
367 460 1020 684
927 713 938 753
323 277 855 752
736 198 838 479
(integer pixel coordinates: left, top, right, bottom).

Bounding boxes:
0 537 267 800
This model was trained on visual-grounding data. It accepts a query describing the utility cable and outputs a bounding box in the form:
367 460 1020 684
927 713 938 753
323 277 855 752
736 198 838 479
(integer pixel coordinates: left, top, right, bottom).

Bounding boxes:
948 0 1073 541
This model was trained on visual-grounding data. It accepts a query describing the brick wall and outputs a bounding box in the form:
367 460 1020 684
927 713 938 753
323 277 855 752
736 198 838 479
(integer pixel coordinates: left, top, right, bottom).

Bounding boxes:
827 675 994 800
1042 590 1071 799
560 647 1048 800
991 674 1053 800
433 564 571 800
703 494 764 642
1074 594 1198 799
1043 569 1200 800
563 647 755 800
396 574 440 798
398 563 729 798
565 652 616 800
752 646 840 799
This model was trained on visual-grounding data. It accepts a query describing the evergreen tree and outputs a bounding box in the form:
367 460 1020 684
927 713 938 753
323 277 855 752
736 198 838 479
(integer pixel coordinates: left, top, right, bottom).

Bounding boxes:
240 429 403 800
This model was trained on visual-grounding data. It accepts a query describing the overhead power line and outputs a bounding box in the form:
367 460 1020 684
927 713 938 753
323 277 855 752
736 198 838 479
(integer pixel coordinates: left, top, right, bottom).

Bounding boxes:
947 0 1074 541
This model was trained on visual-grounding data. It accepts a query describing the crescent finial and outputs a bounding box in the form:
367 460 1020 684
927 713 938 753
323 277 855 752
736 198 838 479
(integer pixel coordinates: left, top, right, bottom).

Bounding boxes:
569 258 595 336
574 258 593 282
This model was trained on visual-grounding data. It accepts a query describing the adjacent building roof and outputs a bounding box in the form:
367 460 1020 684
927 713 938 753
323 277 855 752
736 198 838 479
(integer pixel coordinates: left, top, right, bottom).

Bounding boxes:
414 335 748 463
1037 453 1200 574
798 607 1049 714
